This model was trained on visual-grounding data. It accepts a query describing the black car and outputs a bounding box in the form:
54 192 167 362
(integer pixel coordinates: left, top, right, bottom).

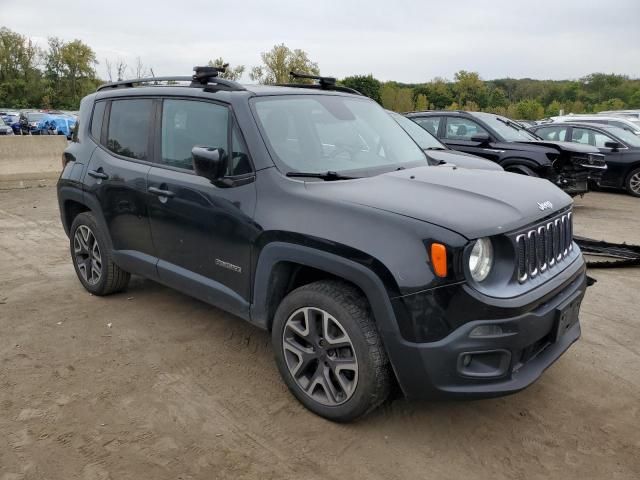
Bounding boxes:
19 111 46 135
405 111 607 196
388 110 503 171
529 122 640 197
57 67 588 422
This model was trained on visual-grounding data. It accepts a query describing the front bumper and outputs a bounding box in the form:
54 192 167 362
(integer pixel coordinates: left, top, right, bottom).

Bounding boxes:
385 260 586 399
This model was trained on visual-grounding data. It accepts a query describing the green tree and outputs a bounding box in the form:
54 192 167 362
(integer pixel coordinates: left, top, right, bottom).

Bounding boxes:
341 74 381 103
593 98 626 112
380 83 414 112
453 70 487 108
512 99 545 120
45 37 98 108
414 93 428 111
208 57 245 81
250 44 319 84
546 100 563 116
0 27 43 107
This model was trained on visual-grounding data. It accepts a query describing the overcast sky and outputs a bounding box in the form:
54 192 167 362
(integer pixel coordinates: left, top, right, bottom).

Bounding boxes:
2 0 639 83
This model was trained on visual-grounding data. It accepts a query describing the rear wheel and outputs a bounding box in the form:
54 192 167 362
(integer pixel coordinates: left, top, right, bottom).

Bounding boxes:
625 167 640 197
272 280 391 422
70 212 130 295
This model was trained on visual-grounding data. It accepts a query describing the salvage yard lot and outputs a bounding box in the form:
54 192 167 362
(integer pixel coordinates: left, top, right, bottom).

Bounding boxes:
0 185 639 480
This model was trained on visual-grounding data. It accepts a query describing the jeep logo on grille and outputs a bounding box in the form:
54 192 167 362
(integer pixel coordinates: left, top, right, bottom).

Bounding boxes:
537 201 553 211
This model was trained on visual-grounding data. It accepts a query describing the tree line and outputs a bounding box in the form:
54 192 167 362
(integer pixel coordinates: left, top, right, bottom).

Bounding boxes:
1 26 639 119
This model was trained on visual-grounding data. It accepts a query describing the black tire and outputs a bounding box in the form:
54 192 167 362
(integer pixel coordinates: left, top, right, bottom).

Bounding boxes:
272 280 391 422
625 167 640 197
69 212 130 295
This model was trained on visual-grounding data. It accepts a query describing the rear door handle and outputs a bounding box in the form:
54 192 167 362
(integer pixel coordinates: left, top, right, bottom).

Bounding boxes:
148 186 175 198
88 169 109 180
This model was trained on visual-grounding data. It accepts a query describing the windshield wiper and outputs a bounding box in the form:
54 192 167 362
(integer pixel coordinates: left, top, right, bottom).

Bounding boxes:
286 171 358 181
425 147 447 151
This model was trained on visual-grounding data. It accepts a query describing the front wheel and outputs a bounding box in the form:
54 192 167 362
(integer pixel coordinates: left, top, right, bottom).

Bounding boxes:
272 280 391 422
625 167 640 197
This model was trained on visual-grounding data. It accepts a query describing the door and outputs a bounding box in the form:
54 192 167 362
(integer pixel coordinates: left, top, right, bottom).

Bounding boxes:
569 126 622 187
84 98 157 276
146 98 257 315
441 116 499 161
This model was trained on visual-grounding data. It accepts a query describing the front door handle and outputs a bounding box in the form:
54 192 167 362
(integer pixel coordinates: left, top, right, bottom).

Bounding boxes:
148 186 175 198
88 169 109 180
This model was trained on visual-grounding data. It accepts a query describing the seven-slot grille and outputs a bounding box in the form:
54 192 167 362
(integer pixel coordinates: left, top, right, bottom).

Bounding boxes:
515 210 573 283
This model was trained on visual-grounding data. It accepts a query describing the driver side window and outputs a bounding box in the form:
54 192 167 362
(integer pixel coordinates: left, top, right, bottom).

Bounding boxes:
443 117 488 140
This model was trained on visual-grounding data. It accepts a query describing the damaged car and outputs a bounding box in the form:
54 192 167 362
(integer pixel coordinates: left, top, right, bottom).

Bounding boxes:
58 68 590 421
406 110 606 195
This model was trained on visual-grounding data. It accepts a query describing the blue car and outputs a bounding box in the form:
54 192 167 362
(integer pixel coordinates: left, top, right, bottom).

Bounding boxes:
0 112 21 135
38 114 77 139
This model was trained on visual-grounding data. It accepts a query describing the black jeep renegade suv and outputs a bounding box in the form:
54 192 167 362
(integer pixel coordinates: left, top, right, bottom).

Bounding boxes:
57 68 588 422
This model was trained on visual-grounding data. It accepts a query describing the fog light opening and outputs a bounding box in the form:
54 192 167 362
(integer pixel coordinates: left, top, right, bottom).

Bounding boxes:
469 325 503 338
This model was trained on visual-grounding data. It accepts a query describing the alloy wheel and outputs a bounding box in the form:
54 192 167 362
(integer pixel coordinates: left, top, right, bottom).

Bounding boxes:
73 225 102 285
282 307 358 406
630 172 640 195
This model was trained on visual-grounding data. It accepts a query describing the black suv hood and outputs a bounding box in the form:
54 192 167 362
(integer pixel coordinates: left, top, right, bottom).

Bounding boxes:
306 166 571 239
514 140 599 154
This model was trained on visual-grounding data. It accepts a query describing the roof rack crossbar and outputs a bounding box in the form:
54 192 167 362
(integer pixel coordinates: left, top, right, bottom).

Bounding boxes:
273 71 363 96
96 66 247 92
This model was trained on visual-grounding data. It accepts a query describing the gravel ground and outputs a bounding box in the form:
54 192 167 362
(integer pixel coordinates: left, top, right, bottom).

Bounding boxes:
0 184 638 480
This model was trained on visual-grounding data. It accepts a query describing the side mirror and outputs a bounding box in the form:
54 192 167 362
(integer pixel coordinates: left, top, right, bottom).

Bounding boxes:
604 141 621 151
471 133 490 144
192 146 226 181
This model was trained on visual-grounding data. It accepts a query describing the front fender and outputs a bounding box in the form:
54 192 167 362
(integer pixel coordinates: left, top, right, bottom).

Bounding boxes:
250 241 398 333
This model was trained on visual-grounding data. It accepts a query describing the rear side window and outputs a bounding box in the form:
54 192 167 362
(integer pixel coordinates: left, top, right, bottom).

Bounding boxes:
535 126 567 141
161 99 229 170
443 117 488 140
90 101 106 140
413 117 441 136
107 99 152 160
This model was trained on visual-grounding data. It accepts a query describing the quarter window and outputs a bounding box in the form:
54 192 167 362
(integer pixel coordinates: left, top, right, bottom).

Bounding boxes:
443 117 488 140
90 101 106 140
161 99 229 171
106 99 152 160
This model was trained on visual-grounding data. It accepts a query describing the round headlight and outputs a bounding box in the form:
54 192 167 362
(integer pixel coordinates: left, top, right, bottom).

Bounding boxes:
469 238 493 282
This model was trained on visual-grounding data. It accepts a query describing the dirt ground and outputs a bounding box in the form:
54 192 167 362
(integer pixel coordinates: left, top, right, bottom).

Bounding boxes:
0 183 639 480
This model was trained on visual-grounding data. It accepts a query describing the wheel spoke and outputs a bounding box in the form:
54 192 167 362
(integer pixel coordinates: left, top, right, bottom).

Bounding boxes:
283 336 315 377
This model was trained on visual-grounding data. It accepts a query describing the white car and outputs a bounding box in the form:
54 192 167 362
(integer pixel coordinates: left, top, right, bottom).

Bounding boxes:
549 115 640 135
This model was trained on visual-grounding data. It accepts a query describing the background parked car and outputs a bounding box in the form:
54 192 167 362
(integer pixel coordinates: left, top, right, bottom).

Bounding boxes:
39 113 77 139
0 116 15 135
549 115 640 136
19 111 47 135
529 122 640 197
597 109 640 120
0 112 21 134
388 110 503 171
405 110 607 196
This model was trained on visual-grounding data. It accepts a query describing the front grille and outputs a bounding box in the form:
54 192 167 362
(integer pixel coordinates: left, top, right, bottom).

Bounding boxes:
515 210 573 283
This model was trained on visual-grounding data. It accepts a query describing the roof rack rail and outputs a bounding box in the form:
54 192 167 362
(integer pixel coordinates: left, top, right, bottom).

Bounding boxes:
96 66 246 92
274 71 363 96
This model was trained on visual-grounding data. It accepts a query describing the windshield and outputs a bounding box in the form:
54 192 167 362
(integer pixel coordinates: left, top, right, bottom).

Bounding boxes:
388 111 445 150
607 126 640 147
252 95 427 175
27 113 44 121
473 112 540 141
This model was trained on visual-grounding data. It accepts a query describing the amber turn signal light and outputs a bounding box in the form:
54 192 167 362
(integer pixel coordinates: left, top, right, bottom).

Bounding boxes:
430 243 448 278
